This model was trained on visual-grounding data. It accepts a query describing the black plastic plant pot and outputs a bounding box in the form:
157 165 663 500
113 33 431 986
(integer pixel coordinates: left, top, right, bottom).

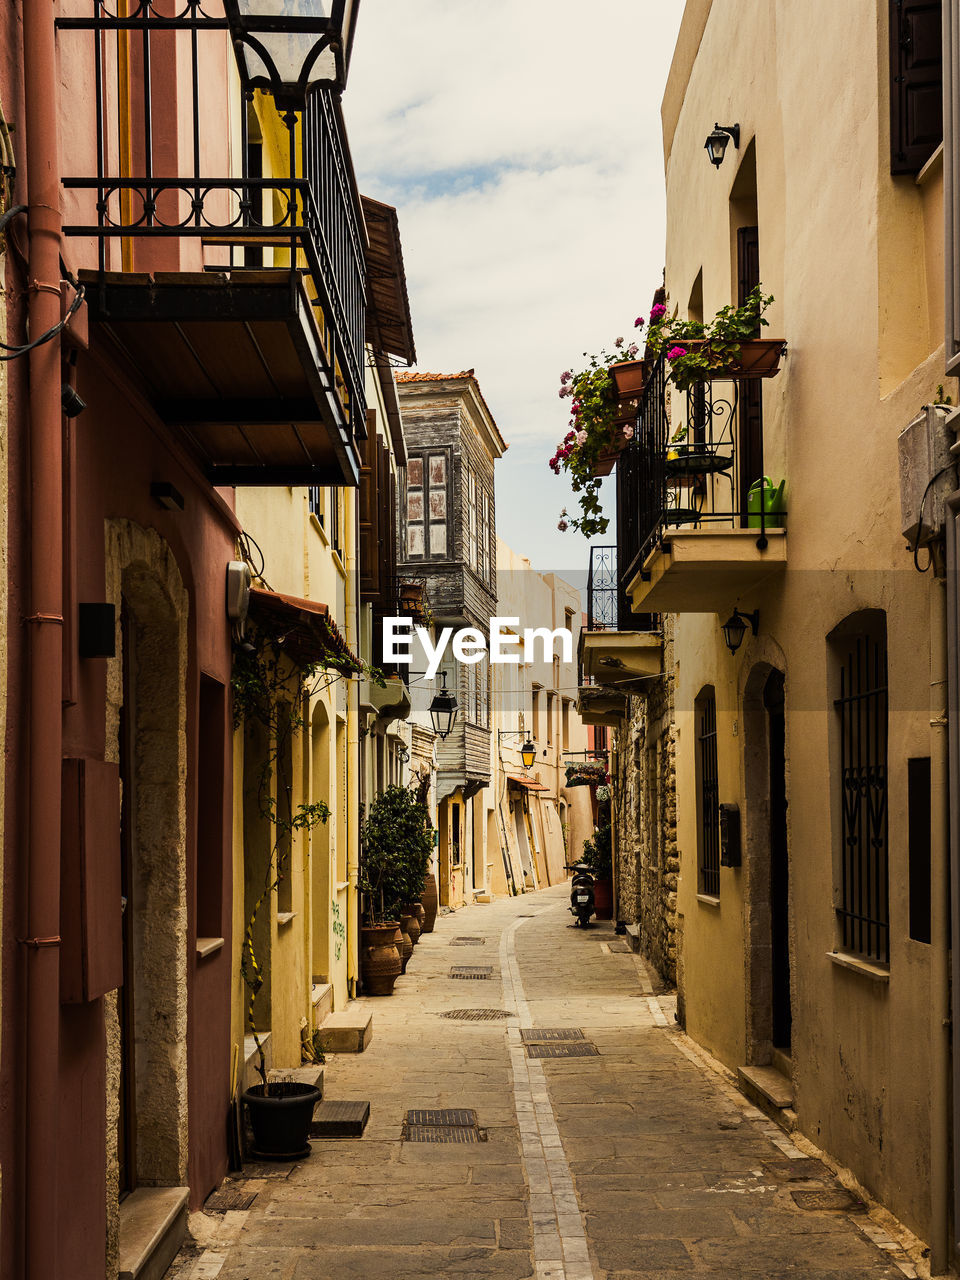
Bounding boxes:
243 1082 321 1160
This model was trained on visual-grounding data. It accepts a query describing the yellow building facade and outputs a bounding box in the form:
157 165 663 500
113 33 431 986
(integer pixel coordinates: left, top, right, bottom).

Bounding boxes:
622 0 956 1261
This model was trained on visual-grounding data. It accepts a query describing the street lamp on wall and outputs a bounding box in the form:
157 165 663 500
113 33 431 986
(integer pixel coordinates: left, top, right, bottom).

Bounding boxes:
223 0 360 106
704 122 740 168
498 729 537 772
429 671 458 740
721 608 759 655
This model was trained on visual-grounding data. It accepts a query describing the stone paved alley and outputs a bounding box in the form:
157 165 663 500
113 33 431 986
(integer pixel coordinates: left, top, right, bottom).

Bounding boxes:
174 888 922 1280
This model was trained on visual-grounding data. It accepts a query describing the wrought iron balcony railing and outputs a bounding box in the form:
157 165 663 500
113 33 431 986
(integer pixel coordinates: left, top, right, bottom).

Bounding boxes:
57 0 366 430
585 546 658 636
618 353 785 584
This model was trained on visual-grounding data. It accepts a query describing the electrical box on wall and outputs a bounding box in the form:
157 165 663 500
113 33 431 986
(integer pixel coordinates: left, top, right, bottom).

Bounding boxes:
719 803 742 868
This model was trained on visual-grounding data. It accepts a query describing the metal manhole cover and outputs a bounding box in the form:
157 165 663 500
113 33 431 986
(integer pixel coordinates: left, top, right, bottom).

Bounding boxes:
441 1008 509 1021
791 1188 865 1212
450 937 486 946
402 1108 485 1144
525 1042 599 1059
406 1109 476 1126
404 1124 482 1143
449 966 494 979
520 1028 585 1042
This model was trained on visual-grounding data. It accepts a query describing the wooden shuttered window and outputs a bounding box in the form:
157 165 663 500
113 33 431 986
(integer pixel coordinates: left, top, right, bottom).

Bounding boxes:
890 0 944 175
376 438 396 600
359 430 381 600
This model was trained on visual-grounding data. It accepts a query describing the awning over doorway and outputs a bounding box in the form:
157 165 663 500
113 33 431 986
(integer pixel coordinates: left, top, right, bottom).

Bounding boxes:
506 776 549 793
248 588 360 674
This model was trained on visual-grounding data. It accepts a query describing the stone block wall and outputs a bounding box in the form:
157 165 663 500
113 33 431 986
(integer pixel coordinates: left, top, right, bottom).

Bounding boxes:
613 626 678 986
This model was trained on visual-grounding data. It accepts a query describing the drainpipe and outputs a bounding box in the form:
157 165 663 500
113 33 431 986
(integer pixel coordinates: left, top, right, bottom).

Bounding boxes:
345 486 359 998
931 576 951 1274
21 0 64 1273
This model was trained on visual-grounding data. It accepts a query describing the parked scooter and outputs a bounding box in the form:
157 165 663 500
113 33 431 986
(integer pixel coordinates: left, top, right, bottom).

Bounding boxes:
566 862 595 927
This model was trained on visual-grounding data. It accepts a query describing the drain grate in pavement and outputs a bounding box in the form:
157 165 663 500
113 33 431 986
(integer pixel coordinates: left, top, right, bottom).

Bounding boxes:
441 1008 509 1021
449 966 494 979
791 1188 865 1212
204 1185 259 1212
403 1108 485 1144
520 1028 585 1042
525 1041 599 1059
407 1109 477 1126
450 936 486 946
405 1124 481 1143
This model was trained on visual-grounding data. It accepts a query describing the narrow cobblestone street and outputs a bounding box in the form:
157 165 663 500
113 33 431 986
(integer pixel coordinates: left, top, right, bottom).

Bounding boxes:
179 888 920 1280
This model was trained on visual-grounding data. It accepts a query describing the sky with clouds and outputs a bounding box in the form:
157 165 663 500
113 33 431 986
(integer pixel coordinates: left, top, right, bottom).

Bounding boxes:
344 1 685 581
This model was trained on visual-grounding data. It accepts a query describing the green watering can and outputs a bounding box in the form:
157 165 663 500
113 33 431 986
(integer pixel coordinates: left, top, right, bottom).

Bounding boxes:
746 477 785 529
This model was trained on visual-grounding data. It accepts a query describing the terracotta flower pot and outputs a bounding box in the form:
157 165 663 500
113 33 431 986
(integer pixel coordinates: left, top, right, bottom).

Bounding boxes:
360 923 402 996
402 906 421 947
593 877 614 920
609 359 646 398
411 901 426 933
398 914 415 973
670 337 786 382
421 874 439 932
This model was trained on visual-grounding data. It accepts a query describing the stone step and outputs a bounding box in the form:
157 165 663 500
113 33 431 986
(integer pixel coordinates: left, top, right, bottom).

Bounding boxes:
310 1098 371 1138
317 1007 374 1053
118 1187 188 1280
268 1065 324 1095
738 1063 794 1115
624 924 641 953
312 982 334 1023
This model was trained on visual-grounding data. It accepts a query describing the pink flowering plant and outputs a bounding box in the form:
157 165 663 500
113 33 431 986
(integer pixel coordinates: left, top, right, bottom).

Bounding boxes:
549 322 650 538
648 285 774 392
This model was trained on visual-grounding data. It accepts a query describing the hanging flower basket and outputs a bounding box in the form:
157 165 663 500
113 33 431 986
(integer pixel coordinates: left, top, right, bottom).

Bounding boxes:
594 433 630 477
565 761 608 788
668 337 786 385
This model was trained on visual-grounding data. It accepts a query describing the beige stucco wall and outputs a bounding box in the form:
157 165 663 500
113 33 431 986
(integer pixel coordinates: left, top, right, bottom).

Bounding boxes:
662 0 955 1243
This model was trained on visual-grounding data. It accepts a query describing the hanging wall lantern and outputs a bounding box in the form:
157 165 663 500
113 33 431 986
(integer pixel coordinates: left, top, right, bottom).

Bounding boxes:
223 0 360 105
721 608 759 655
704 122 740 168
520 739 536 770
429 671 458 740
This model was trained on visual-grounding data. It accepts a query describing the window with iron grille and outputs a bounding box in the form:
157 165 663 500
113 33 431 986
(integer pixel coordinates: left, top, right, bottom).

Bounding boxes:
830 612 889 964
695 687 720 897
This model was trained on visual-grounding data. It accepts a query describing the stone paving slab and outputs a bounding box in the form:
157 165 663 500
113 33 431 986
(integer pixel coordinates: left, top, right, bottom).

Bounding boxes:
175 886 918 1280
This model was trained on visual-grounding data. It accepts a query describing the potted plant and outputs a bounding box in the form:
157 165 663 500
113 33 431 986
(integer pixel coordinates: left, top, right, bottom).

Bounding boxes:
647 285 784 392
582 823 613 920
360 784 434 992
549 329 648 536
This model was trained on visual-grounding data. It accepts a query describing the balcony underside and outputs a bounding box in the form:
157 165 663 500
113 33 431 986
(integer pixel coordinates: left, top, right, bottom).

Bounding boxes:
81 268 359 486
626 529 787 614
579 630 663 684
576 687 628 728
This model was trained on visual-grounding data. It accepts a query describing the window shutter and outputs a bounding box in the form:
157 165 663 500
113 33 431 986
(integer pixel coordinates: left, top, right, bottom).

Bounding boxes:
359 431 380 599
890 0 943 175
376 439 392 598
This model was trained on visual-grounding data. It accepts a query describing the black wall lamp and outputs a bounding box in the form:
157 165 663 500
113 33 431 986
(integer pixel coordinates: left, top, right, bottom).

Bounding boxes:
721 608 759 655
429 671 458 740
704 122 740 168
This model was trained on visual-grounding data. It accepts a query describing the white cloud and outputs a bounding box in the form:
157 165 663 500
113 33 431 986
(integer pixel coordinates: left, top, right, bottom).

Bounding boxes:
344 0 684 575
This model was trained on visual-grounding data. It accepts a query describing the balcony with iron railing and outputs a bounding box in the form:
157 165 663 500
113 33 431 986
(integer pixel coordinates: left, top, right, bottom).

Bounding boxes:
57 0 366 487
619 350 788 615
578 545 662 697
